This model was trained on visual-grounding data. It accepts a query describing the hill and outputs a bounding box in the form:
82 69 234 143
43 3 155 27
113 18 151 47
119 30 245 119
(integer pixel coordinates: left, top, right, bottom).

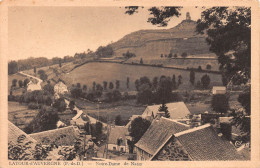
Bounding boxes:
110 17 214 59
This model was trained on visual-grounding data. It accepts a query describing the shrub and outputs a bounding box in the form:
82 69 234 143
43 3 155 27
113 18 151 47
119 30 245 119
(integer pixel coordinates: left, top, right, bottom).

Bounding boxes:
28 103 40 109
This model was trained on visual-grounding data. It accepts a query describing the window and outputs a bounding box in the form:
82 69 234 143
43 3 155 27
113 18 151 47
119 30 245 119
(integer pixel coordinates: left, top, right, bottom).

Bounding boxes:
121 147 124 152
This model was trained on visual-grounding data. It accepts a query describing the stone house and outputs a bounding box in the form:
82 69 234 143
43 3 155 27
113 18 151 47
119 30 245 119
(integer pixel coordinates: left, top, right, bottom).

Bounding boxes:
107 126 129 153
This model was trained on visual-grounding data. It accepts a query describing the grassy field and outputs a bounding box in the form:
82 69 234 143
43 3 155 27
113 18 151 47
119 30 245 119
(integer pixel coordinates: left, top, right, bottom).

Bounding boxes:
8 102 39 130
61 62 223 92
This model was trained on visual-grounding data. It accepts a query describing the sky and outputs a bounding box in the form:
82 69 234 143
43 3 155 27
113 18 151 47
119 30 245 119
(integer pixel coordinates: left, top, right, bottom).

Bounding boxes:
8 6 203 61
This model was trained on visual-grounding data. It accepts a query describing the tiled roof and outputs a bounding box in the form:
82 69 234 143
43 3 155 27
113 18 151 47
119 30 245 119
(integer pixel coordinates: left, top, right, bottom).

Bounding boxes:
108 126 128 146
29 126 80 146
142 102 190 119
175 124 242 160
135 117 190 155
8 121 37 144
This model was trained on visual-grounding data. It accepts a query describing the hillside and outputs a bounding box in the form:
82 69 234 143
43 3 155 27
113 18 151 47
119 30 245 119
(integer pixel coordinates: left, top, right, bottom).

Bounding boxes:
110 18 214 59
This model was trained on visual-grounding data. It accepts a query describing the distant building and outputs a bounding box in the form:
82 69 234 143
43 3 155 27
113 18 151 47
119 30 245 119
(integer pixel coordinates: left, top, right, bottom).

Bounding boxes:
108 126 129 153
212 86 226 94
70 114 90 129
27 81 41 92
142 102 191 120
54 81 68 95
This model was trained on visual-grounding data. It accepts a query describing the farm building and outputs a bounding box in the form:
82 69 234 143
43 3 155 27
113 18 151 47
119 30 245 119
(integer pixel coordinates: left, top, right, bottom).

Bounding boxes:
108 126 129 153
70 114 90 129
142 102 191 120
212 86 226 94
27 80 42 92
150 124 242 161
54 81 68 95
135 117 190 160
29 126 80 146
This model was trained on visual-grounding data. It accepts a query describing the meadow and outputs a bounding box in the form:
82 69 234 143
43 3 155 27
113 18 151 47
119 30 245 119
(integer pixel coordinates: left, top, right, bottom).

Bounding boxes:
61 62 223 91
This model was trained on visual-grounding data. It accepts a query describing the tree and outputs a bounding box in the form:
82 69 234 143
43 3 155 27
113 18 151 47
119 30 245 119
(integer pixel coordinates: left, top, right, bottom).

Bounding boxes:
178 75 182 86
103 81 108 90
206 64 212 70
108 82 114 90
76 83 81 88
12 79 17 87
25 106 59 133
8 61 18 75
83 84 87 91
189 70 195 85
168 53 173 58
96 45 114 58
181 52 188 58
125 6 181 27
115 80 120 89
155 76 173 103
115 115 122 126
160 54 163 58
198 66 202 71
18 80 23 88
43 83 54 94
137 84 153 104
152 77 158 91
59 59 62 67
158 102 170 118
92 82 96 91
174 53 178 58
23 78 30 87
95 122 103 138
135 79 140 91
70 87 82 98
69 101 75 111
196 7 251 85
34 67 37 74
201 74 211 89
126 77 130 89
238 86 250 115
53 98 67 112
172 74 177 89
140 58 143 64
211 94 229 115
129 117 151 143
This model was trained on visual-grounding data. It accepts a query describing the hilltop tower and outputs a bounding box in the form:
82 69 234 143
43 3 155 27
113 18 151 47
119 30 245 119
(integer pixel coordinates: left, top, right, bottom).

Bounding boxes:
186 12 191 20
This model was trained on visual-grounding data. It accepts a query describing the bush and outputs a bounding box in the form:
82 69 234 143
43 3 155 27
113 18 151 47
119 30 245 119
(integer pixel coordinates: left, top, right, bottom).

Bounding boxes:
201 74 210 89
28 103 40 109
211 94 229 114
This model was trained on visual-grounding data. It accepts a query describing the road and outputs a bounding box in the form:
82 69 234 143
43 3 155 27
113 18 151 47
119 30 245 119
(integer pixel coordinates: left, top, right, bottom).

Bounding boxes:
19 71 107 127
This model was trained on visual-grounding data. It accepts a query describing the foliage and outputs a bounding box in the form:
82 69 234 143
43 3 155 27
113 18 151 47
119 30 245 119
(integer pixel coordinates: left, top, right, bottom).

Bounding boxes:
25 106 59 134
105 90 122 102
181 52 188 58
211 94 229 114
140 58 143 64
70 87 82 98
201 74 211 89
115 80 120 89
83 84 87 91
69 100 75 111
123 51 136 59
115 115 122 125
206 64 212 70
126 77 130 89
189 70 195 85
238 86 250 115
96 45 114 58
129 117 151 143
103 81 108 90
43 83 54 94
76 83 81 88
24 79 30 87
28 102 40 109
19 90 53 106
137 84 153 104
155 76 173 103
158 102 170 118
8 61 19 75
196 7 251 84
18 80 23 88
109 82 114 90
12 79 18 87
178 75 182 86
53 98 67 112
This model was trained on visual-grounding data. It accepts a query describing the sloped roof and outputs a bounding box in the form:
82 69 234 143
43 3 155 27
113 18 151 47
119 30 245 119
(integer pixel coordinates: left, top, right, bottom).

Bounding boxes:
135 117 190 155
108 126 128 146
175 124 242 160
142 102 190 120
29 126 80 146
8 121 37 144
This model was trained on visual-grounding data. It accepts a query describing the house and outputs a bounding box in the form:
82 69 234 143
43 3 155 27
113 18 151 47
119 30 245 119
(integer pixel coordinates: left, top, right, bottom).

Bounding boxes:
135 117 190 160
150 124 242 161
142 102 191 120
70 114 90 129
27 80 42 92
29 126 80 146
54 81 68 95
108 126 129 153
212 86 226 94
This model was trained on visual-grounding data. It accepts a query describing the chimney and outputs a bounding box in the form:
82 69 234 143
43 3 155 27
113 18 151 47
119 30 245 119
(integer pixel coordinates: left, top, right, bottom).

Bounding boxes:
186 12 191 20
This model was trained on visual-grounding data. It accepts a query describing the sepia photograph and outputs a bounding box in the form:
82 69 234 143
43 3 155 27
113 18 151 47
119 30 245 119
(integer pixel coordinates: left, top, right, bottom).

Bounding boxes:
3 3 256 165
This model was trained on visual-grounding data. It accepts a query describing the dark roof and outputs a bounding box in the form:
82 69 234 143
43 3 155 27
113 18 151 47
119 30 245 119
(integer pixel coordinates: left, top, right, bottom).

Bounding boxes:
29 126 80 146
175 124 242 160
135 117 190 155
8 121 37 144
108 126 128 145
